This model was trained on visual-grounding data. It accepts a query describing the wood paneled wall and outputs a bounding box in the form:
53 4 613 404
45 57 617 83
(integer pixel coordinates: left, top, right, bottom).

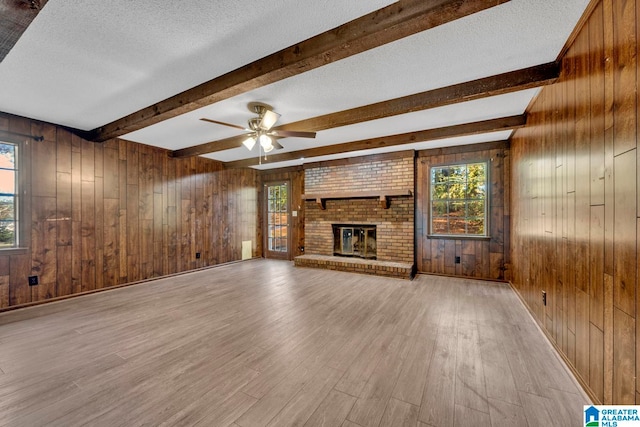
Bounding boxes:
0 113 258 309
416 142 510 280
258 167 305 259
511 0 638 404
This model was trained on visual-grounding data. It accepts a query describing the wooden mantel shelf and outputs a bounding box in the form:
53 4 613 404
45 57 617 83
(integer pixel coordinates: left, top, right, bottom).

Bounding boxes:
302 189 412 209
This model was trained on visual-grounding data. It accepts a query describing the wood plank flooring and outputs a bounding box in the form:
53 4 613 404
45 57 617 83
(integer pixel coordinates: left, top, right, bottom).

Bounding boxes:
0 259 589 426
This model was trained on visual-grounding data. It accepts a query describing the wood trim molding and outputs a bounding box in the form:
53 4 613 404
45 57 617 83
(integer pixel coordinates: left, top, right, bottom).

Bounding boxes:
171 62 556 159
86 0 509 142
257 165 303 175
224 115 525 168
417 140 509 157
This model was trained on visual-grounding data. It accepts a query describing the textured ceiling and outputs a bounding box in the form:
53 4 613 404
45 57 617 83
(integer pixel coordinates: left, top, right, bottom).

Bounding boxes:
0 0 394 129
0 0 591 169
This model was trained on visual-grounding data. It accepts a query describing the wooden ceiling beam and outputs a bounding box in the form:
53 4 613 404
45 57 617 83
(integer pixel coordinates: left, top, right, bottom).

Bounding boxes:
223 114 525 168
88 0 510 142
170 133 254 158
276 62 559 132
171 62 557 158
0 0 48 62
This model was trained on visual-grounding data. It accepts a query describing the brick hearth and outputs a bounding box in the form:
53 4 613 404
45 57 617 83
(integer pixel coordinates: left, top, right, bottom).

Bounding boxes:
295 254 414 279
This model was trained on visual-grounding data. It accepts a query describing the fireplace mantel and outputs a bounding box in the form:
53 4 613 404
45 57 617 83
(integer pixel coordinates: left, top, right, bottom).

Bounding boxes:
302 189 412 209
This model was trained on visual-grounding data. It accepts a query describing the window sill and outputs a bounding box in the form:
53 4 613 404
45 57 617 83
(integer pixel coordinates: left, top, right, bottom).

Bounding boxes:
427 235 491 241
0 247 29 255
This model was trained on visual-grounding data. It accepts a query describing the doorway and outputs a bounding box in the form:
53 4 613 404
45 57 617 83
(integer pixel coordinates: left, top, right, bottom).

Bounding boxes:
264 181 290 259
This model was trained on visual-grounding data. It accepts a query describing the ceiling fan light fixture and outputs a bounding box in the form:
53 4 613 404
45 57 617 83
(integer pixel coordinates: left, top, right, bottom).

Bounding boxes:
259 133 274 152
242 136 256 150
259 109 280 130
201 102 315 158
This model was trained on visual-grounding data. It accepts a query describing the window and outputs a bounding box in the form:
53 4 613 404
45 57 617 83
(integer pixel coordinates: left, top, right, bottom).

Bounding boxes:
430 162 488 236
0 141 19 248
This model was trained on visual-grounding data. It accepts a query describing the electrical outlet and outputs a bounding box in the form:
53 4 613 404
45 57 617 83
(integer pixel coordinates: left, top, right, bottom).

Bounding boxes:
28 275 38 286
195 252 201 259
542 290 547 306
455 256 461 264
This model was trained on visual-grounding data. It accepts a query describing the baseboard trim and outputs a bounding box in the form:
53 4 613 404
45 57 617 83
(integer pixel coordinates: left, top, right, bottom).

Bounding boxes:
0 257 260 314
415 271 508 284
507 281 598 405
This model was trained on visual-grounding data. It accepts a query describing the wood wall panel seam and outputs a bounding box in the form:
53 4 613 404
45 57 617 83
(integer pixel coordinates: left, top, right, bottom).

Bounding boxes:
416 145 509 279
510 0 638 404
0 114 257 309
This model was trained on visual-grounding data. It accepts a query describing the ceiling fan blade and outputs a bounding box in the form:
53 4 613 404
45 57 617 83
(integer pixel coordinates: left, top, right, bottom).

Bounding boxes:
200 118 247 131
272 140 284 150
271 130 316 139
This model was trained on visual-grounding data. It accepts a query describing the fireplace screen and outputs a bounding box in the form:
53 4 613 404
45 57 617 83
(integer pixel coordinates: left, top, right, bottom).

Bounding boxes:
333 225 377 259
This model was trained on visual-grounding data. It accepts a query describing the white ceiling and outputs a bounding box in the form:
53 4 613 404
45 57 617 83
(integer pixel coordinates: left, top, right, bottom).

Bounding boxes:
0 0 591 169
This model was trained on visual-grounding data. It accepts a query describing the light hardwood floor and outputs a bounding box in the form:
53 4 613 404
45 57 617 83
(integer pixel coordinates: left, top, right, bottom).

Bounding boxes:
0 259 589 426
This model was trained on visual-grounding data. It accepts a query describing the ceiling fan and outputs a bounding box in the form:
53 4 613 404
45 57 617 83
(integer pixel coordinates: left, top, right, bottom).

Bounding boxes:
200 102 316 155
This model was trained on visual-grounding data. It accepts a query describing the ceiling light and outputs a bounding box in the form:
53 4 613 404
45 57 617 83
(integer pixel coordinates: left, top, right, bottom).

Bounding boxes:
242 136 256 150
259 110 280 130
259 134 274 152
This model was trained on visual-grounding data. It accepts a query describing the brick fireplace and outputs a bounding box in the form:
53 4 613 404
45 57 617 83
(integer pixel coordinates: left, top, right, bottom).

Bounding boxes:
294 152 415 279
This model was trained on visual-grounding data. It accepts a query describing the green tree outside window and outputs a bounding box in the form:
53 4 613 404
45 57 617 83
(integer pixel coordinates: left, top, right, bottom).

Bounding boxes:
430 162 488 236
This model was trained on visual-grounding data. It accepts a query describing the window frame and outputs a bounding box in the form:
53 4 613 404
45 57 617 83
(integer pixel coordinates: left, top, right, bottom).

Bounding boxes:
0 137 29 254
428 160 490 239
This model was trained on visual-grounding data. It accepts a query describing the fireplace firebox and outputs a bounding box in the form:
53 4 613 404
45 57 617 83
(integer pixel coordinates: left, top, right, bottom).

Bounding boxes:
333 224 377 259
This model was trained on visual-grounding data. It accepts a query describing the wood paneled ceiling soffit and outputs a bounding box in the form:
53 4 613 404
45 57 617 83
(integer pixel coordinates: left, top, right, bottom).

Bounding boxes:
84 0 511 142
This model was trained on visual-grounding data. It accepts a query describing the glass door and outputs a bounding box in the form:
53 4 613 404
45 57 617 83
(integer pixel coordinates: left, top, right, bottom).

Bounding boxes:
265 181 290 259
